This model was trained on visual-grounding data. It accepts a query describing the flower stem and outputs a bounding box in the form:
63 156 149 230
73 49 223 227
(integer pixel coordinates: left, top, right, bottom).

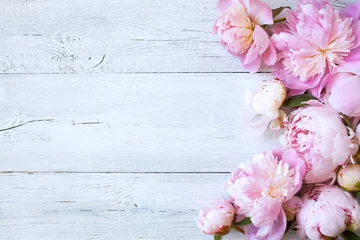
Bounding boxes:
274 17 287 24
232 226 245 234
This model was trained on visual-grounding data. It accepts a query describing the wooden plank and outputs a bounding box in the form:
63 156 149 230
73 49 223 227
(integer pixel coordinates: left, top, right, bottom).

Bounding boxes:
0 172 299 240
0 73 281 172
0 0 354 73
0 0 298 73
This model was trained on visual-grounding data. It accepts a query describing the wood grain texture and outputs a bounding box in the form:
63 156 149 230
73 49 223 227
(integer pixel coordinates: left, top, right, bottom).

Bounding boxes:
0 73 281 172
0 0 299 73
0 172 299 240
1 0 357 239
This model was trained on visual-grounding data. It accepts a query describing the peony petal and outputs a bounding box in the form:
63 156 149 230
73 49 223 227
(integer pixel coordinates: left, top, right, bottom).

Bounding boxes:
262 40 277 66
244 44 261 65
241 55 262 73
216 0 232 12
246 0 273 25
338 60 360 75
252 25 270 55
350 21 360 49
245 209 287 240
341 0 360 24
317 202 347 237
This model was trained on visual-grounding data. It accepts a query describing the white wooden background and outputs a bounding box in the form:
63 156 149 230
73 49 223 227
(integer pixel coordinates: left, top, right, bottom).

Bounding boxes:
0 0 353 239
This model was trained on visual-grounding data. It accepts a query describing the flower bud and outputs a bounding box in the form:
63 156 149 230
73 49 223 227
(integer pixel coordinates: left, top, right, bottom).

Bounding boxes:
245 79 287 135
196 199 235 235
337 164 360 192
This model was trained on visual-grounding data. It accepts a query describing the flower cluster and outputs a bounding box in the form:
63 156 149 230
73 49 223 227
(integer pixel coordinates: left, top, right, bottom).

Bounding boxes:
196 0 360 239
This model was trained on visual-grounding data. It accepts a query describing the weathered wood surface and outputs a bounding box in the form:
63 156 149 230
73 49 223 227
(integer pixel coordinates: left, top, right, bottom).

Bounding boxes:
0 73 281 172
0 0 356 239
0 0 297 73
0 172 299 240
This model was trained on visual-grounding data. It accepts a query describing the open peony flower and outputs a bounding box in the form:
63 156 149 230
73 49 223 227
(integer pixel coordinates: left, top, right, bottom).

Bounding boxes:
284 103 358 183
227 148 305 239
245 79 287 135
271 0 355 97
338 0 360 75
324 72 360 117
213 0 276 72
337 163 360 192
297 185 360 239
196 199 235 235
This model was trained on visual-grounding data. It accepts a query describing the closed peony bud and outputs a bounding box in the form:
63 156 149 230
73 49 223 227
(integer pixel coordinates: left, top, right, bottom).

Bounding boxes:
297 185 360 239
337 164 360 192
245 79 287 135
196 199 235 235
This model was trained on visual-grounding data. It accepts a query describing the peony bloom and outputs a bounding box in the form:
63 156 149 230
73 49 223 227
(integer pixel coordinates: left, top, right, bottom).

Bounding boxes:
245 79 287 135
337 163 360 192
338 0 360 75
324 72 360 117
297 185 360 239
271 0 355 97
227 148 305 239
213 0 276 72
196 199 235 235
284 103 358 183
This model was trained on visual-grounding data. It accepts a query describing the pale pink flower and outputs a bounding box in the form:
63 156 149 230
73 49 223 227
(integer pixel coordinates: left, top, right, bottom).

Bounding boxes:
337 163 360 192
271 0 355 97
245 79 287 135
227 148 305 239
284 104 358 183
213 0 276 72
196 199 235 235
297 185 360 239
324 72 360 117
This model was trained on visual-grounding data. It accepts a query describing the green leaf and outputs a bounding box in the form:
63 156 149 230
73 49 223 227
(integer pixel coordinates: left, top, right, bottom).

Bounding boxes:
356 192 360 203
235 217 252 226
272 6 291 18
284 94 317 107
341 230 360 240
214 235 221 240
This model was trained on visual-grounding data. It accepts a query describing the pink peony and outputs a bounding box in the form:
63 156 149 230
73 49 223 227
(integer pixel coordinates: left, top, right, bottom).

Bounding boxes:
245 79 287 135
213 0 276 72
338 0 360 75
196 198 235 235
271 0 355 97
324 72 360 117
284 104 358 183
297 185 360 239
227 148 305 239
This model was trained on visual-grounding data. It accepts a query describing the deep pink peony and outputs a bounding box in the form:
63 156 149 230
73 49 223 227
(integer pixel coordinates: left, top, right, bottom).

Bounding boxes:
227 148 305 239
324 72 360 117
297 185 360 239
271 0 355 97
196 199 235 235
213 0 276 72
284 104 358 183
